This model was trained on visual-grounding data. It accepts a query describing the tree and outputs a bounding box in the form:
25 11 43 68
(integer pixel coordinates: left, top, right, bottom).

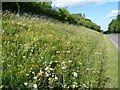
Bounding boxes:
57 8 70 22
107 15 120 34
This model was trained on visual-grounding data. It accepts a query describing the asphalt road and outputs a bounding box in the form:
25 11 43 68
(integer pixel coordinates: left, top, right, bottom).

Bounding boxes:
106 34 120 51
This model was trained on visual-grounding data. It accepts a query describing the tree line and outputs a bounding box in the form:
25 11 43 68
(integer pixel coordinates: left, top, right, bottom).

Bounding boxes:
2 2 101 32
104 15 120 34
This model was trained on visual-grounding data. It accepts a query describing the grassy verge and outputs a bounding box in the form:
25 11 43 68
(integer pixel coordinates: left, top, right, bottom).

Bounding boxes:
1 11 118 89
103 35 118 88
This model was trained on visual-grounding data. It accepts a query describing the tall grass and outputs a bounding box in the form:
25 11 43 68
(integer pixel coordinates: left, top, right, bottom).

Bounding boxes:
1 11 117 89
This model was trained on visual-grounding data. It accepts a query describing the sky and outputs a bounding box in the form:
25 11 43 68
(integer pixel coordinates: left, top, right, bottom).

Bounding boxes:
52 0 120 31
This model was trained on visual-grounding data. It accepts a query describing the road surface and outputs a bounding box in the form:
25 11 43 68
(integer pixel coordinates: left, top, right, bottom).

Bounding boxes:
106 34 120 51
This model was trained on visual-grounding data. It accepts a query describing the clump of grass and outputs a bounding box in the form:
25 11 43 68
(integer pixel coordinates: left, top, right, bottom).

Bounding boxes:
1 11 118 89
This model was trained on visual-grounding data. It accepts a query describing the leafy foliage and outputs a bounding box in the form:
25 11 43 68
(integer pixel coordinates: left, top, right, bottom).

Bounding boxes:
105 15 120 34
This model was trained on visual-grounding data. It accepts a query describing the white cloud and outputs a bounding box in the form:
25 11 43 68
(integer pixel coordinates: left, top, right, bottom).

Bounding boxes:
52 0 119 8
107 10 120 18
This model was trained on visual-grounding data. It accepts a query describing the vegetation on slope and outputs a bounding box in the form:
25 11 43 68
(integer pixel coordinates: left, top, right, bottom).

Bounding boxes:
2 2 101 32
1 11 118 89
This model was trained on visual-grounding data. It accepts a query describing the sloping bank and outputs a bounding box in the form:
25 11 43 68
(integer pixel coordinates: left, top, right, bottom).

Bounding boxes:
2 11 118 88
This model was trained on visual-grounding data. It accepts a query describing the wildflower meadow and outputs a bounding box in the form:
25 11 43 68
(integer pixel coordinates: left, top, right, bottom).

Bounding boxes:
1 11 118 89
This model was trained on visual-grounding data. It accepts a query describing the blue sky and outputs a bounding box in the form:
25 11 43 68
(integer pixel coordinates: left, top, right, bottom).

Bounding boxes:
52 1 119 31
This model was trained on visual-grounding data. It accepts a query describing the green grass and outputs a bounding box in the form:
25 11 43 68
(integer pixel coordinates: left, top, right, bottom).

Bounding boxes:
103 35 118 88
1 11 118 89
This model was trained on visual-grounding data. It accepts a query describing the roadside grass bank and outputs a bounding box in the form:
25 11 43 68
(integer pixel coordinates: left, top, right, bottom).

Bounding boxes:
103 35 118 88
1 11 118 89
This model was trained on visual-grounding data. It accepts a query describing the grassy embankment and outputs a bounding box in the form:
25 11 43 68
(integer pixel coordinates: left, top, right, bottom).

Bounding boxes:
1 11 118 88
